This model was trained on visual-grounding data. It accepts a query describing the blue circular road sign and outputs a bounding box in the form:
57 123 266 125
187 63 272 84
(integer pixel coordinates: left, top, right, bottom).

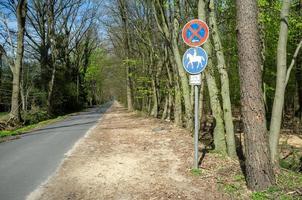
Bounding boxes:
182 47 208 74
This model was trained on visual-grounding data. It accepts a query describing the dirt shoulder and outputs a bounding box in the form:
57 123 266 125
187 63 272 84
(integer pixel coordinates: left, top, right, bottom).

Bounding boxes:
27 102 243 200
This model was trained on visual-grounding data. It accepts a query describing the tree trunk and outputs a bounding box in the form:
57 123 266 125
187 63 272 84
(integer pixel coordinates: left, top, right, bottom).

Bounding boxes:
296 51 302 118
168 52 182 126
47 66 56 113
205 59 227 153
152 0 192 129
119 0 133 111
174 82 182 126
151 78 158 117
198 0 227 153
167 92 172 121
269 0 291 165
236 0 275 190
10 0 27 122
171 30 193 129
161 95 168 120
209 0 237 158
199 74 205 132
20 79 25 111
165 58 173 121
46 0 56 115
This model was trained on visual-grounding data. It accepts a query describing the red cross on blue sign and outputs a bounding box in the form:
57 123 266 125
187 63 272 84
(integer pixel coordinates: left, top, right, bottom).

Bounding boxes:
182 19 209 47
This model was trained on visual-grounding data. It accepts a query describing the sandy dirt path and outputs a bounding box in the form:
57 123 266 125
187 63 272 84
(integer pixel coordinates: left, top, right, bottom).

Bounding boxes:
28 102 234 200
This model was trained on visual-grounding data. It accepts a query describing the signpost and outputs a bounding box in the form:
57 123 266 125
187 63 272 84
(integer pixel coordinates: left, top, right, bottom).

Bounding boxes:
182 19 209 169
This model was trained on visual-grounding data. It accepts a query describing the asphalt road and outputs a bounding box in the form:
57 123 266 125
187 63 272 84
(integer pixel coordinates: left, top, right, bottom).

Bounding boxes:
0 104 110 200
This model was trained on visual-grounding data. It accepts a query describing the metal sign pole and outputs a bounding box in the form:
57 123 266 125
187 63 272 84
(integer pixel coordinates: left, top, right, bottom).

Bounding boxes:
194 85 199 169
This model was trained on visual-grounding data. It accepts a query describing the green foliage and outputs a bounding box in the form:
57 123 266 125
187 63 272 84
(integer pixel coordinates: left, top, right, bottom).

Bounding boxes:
22 110 50 125
84 48 104 105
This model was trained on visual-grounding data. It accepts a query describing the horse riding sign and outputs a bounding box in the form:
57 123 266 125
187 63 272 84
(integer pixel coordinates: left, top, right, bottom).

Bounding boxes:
183 47 208 75
182 19 209 47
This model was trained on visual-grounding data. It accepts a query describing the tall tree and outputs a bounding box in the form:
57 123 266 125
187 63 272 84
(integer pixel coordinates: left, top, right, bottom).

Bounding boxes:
269 0 302 165
10 0 27 122
118 0 133 111
208 0 237 158
46 0 56 114
236 0 275 190
198 0 227 153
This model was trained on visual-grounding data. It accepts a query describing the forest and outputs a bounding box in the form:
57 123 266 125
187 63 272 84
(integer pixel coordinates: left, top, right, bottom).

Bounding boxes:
0 0 302 196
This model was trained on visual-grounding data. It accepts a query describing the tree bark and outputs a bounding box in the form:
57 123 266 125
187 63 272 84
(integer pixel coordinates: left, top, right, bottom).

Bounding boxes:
10 0 27 122
171 0 193 130
199 74 205 132
118 0 133 111
161 95 168 120
198 0 227 153
269 0 291 165
46 0 56 115
165 55 173 121
236 0 275 190
296 51 302 118
209 0 237 158
169 55 182 126
150 77 158 117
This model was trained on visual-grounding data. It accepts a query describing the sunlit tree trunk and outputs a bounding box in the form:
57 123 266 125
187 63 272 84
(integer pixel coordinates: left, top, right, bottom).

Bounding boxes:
10 0 27 122
172 0 193 129
198 0 227 153
46 0 56 115
118 0 133 111
169 55 182 126
297 53 302 119
269 0 295 165
150 78 158 117
209 0 237 158
236 0 275 190
199 74 205 132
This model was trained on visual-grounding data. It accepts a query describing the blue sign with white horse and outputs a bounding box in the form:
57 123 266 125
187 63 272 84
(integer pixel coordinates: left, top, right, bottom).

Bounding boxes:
182 47 208 74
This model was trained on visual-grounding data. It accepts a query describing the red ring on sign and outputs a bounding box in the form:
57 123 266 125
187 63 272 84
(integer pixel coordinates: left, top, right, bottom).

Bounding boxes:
182 19 209 47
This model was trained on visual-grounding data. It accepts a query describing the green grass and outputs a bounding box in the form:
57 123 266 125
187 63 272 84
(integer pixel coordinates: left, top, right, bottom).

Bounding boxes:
0 115 67 138
219 172 245 198
220 169 302 199
250 170 302 200
190 168 202 176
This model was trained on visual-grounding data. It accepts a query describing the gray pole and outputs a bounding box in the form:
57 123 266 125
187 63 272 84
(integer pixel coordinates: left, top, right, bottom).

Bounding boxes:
194 85 199 169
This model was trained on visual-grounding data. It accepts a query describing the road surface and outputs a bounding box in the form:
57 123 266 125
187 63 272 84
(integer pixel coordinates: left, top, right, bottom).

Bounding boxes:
0 104 110 200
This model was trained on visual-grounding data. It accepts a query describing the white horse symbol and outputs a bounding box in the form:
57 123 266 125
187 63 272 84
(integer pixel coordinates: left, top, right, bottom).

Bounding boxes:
186 49 205 69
